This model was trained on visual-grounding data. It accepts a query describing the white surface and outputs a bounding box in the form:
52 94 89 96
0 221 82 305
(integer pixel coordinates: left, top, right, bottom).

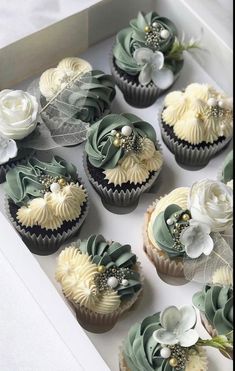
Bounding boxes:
0 213 110 371
0 0 104 48
0 36 233 371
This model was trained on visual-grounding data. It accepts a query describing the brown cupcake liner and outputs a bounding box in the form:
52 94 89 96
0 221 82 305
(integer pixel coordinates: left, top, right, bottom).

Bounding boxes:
67 262 144 333
160 119 231 167
143 202 185 278
111 58 179 108
5 179 89 255
200 313 233 360
83 149 163 208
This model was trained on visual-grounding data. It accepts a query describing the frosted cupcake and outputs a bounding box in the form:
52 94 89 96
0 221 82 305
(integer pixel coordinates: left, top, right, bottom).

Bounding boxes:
193 268 233 359
120 304 231 370
112 11 199 108
84 113 163 207
161 83 233 166
5 156 88 255
39 57 116 140
0 89 39 183
55 234 143 333
144 179 233 278
219 150 233 189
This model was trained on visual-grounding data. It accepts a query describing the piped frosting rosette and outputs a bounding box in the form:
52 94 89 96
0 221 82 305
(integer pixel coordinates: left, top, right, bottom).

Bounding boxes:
84 113 163 207
55 234 143 333
39 58 116 133
144 179 233 280
4 156 89 255
120 304 232 371
160 83 233 166
0 89 39 182
193 267 233 359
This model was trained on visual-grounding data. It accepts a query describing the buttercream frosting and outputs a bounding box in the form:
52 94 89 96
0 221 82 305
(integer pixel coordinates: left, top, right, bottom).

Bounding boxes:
126 162 149 185
104 166 127 186
144 150 163 172
212 267 233 286
162 83 233 144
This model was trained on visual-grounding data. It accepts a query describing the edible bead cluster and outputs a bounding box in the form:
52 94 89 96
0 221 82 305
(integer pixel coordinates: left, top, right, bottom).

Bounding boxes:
167 211 191 251
206 97 233 129
94 266 132 292
144 22 170 50
111 125 144 153
39 174 68 194
160 345 188 370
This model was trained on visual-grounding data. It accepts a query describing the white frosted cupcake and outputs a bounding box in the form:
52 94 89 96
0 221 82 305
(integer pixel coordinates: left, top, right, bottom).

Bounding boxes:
160 83 233 167
56 234 143 333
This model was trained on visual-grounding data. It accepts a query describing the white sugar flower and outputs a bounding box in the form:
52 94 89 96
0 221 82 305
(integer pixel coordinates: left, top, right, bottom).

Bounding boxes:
153 306 199 347
133 47 174 89
0 133 18 165
180 219 214 259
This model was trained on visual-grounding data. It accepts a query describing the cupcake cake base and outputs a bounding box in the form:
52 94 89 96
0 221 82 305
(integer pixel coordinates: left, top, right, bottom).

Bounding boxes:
160 117 231 168
143 203 185 278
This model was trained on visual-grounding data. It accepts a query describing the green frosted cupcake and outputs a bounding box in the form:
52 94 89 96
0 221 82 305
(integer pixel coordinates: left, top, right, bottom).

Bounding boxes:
55 234 143 333
84 113 163 208
111 11 199 108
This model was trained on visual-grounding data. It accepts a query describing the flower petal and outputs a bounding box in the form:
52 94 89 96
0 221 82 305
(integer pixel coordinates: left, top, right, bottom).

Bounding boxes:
151 51 164 69
178 306 197 332
138 64 152 86
153 329 178 345
160 306 181 331
178 329 199 347
151 67 174 89
185 242 205 259
133 47 154 65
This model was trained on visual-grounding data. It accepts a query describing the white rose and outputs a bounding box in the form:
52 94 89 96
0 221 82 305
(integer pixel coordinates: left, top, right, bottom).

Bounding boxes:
0 90 38 140
188 179 233 232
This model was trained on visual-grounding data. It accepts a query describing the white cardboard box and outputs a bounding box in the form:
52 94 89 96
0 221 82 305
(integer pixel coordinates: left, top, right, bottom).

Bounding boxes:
0 1 233 370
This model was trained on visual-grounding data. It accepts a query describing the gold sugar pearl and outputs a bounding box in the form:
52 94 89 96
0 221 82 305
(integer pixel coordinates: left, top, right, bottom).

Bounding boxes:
113 138 121 147
169 358 178 367
144 26 150 33
195 113 202 119
97 265 106 273
58 178 67 187
115 132 121 138
182 213 190 222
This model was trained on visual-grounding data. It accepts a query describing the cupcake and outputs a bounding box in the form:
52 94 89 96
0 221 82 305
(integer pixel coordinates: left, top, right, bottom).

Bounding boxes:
112 11 199 108
160 83 233 167
193 268 233 359
144 179 233 278
84 113 163 208
55 234 143 333
39 57 116 142
219 150 233 189
0 89 39 183
120 305 213 371
5 156 88 255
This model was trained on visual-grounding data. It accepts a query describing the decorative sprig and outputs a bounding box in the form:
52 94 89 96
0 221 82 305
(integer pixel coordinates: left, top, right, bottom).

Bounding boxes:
197 334 233 355
166 34 201 60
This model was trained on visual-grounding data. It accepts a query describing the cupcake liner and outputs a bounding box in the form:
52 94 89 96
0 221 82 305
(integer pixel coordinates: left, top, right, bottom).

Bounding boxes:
143 202 185 278
200 313 233 360
111 58 179 108
119 349 130 371
68 262 144 333
83 152 162 208
160 119 231 167
5 179 89 255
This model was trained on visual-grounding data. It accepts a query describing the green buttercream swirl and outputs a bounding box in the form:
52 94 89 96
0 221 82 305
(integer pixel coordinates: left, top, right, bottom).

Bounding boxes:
79 234 141 299
193 285 233 336
85 113 157 169
152 204 191 258
113 11 182 76
123 312 177 371
5 156 77 206
220 150 233 184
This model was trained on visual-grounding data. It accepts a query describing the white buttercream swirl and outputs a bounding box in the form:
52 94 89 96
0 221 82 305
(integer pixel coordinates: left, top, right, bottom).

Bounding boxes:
16 205 36 227
62 183 87 205
144 150 163 172
119 153 140 170
94 291 121 314
103 166 127 186
49 192 81 221
138 138 155 160
126 162 149 185
174 114 204 145
39 57 92 100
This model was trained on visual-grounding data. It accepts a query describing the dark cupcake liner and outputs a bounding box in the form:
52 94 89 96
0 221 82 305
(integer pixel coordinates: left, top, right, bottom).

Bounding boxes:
160 120 231 167
111 58 179 108
5 181 89 255
83 150 162 208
